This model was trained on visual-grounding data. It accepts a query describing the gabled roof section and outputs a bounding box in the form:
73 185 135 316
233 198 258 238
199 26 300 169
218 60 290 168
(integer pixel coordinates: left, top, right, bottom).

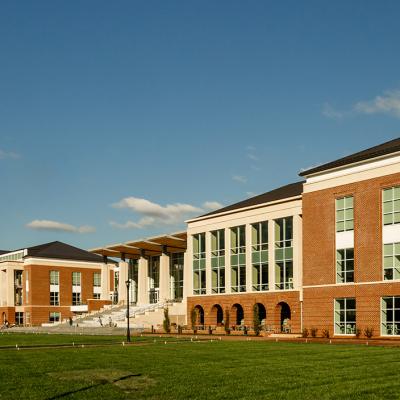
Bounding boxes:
299 137 400 177
194 181 304 219
25 241 104 263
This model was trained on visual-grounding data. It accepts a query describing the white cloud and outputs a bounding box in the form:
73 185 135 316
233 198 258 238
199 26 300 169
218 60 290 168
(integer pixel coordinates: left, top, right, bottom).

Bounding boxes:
26 220 95 233
0 149 20 160
354 90 400 117
232 175 247 184
111 197 204 229
202 201 223 211
322 103 344 119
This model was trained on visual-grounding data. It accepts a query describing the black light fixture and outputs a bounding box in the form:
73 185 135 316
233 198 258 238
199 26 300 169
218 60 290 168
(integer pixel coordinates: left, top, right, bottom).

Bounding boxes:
125 279 131 342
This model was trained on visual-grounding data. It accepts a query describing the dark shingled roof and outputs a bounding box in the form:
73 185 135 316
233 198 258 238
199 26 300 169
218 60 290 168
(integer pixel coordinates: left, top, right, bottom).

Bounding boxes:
24 241 104 263
299 137 400 177
197 181 304 219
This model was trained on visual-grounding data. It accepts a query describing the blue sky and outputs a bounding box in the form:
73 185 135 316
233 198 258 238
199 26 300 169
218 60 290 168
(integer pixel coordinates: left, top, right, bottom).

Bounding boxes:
1 1 400 250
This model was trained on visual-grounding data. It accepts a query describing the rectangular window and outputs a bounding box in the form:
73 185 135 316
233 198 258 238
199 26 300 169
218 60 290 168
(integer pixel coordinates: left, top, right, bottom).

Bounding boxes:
72 272 81 286
381 296 400 335
231 226 246 292
15 312 24 325
252 222 268 291
193 233 206 295
383 186 400 225
336 196 354 232
334 298 356 335
50 270 59 285
211 229 225 294
93 293 101 300
93 272 101 287
383 243 400 280
72 292 81 306
170 253 184 301
50 291 59 306
49 312 60 323
275 217 293 290
336 248 354 283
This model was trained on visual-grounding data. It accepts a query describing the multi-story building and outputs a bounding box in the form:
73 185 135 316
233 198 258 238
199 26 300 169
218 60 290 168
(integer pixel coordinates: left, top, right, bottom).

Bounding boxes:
301 138 400 337
0 241 112 325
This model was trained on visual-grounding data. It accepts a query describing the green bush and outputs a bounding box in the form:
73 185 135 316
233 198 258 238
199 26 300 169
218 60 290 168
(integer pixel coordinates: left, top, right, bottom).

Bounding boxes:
253 304 261 336
364 327 374 339
302 328 309 338
163 308 171 333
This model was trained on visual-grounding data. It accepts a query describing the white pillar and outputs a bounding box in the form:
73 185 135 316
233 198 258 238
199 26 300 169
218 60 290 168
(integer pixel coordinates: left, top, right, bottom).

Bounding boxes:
225 228 231 294
246 224 252 292
268 219 276 291
205 231 212 295
6 267 14 306
101 263 110 300
137 255 148 305
293 214 302 291
159 249 170 303
183 250 192 299
118 261 128 304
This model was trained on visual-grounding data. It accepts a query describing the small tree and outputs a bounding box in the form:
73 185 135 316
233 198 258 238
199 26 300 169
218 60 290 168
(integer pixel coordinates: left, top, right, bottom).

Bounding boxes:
163 307 171 333
311 327 318 338
224 308 230 334
302 328 309 338
253 304 261 336
364 327 374 339
191 308 198 333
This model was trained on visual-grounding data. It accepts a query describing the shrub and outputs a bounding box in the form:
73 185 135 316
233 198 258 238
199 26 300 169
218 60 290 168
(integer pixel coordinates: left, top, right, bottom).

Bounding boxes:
355 328 362 338
224 308 230 334
311 328 318 338
302 328 309 338
253 304 261 336
322 329 330 338
364 327 374 339
163 307 171 333
191 308 197 333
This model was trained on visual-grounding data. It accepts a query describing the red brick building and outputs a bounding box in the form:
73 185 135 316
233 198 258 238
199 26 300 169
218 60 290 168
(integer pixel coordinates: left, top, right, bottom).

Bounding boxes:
0 241 112 326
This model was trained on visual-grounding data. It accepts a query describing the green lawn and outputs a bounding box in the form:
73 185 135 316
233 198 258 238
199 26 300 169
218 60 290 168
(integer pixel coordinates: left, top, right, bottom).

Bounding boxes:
0 334 399 399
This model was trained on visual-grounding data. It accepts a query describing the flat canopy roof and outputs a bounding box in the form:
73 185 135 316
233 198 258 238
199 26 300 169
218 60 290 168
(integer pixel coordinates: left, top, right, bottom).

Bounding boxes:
89 231 187 260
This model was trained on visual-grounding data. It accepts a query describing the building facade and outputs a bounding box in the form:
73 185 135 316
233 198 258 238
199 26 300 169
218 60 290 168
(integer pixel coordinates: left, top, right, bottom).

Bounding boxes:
0 242 112 325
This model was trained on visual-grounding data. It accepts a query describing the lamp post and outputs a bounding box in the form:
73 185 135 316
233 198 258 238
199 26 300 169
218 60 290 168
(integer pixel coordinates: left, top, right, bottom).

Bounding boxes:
125 279 131 342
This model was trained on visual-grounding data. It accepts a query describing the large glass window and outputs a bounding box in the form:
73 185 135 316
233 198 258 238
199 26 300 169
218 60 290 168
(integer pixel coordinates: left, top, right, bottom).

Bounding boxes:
50 292 59 306
231 226 246 292
170 252 184 301
383 243 400 280
275 217 293 290
72 272 81 287
383 186 400 225
252 222 268 291
211 229 225 294
49 312 60 323
336 196 354 232
336 248 354 283
381 296 400 335
50 271 59 285
334 298 356 334
93 272 101 287
193 233 206 295
72 292 81 306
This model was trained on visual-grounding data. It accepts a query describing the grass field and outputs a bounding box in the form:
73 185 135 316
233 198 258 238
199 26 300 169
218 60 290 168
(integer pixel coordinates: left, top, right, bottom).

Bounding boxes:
0 333 399 399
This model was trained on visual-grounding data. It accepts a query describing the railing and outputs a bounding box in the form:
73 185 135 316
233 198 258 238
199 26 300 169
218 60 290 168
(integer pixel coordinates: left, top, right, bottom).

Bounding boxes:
113 301 170 321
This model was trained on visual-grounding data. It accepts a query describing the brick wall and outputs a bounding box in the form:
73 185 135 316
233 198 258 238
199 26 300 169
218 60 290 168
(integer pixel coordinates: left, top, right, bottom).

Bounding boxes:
302 172 400 337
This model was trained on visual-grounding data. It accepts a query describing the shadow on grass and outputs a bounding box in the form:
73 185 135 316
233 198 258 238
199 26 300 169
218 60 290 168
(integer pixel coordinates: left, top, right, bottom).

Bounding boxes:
46 373 142 399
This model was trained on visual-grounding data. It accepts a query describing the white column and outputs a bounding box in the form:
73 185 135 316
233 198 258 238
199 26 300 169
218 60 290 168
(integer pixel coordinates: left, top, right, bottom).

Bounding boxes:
137 255 149 305
159 248 170 303
246 224 252 292
6 267 14 306
205 231 212 295
268 219 276 291
101 263 110 300
118 261 128 304
183 250 192 299
224 228 231 294
293 214 302 292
